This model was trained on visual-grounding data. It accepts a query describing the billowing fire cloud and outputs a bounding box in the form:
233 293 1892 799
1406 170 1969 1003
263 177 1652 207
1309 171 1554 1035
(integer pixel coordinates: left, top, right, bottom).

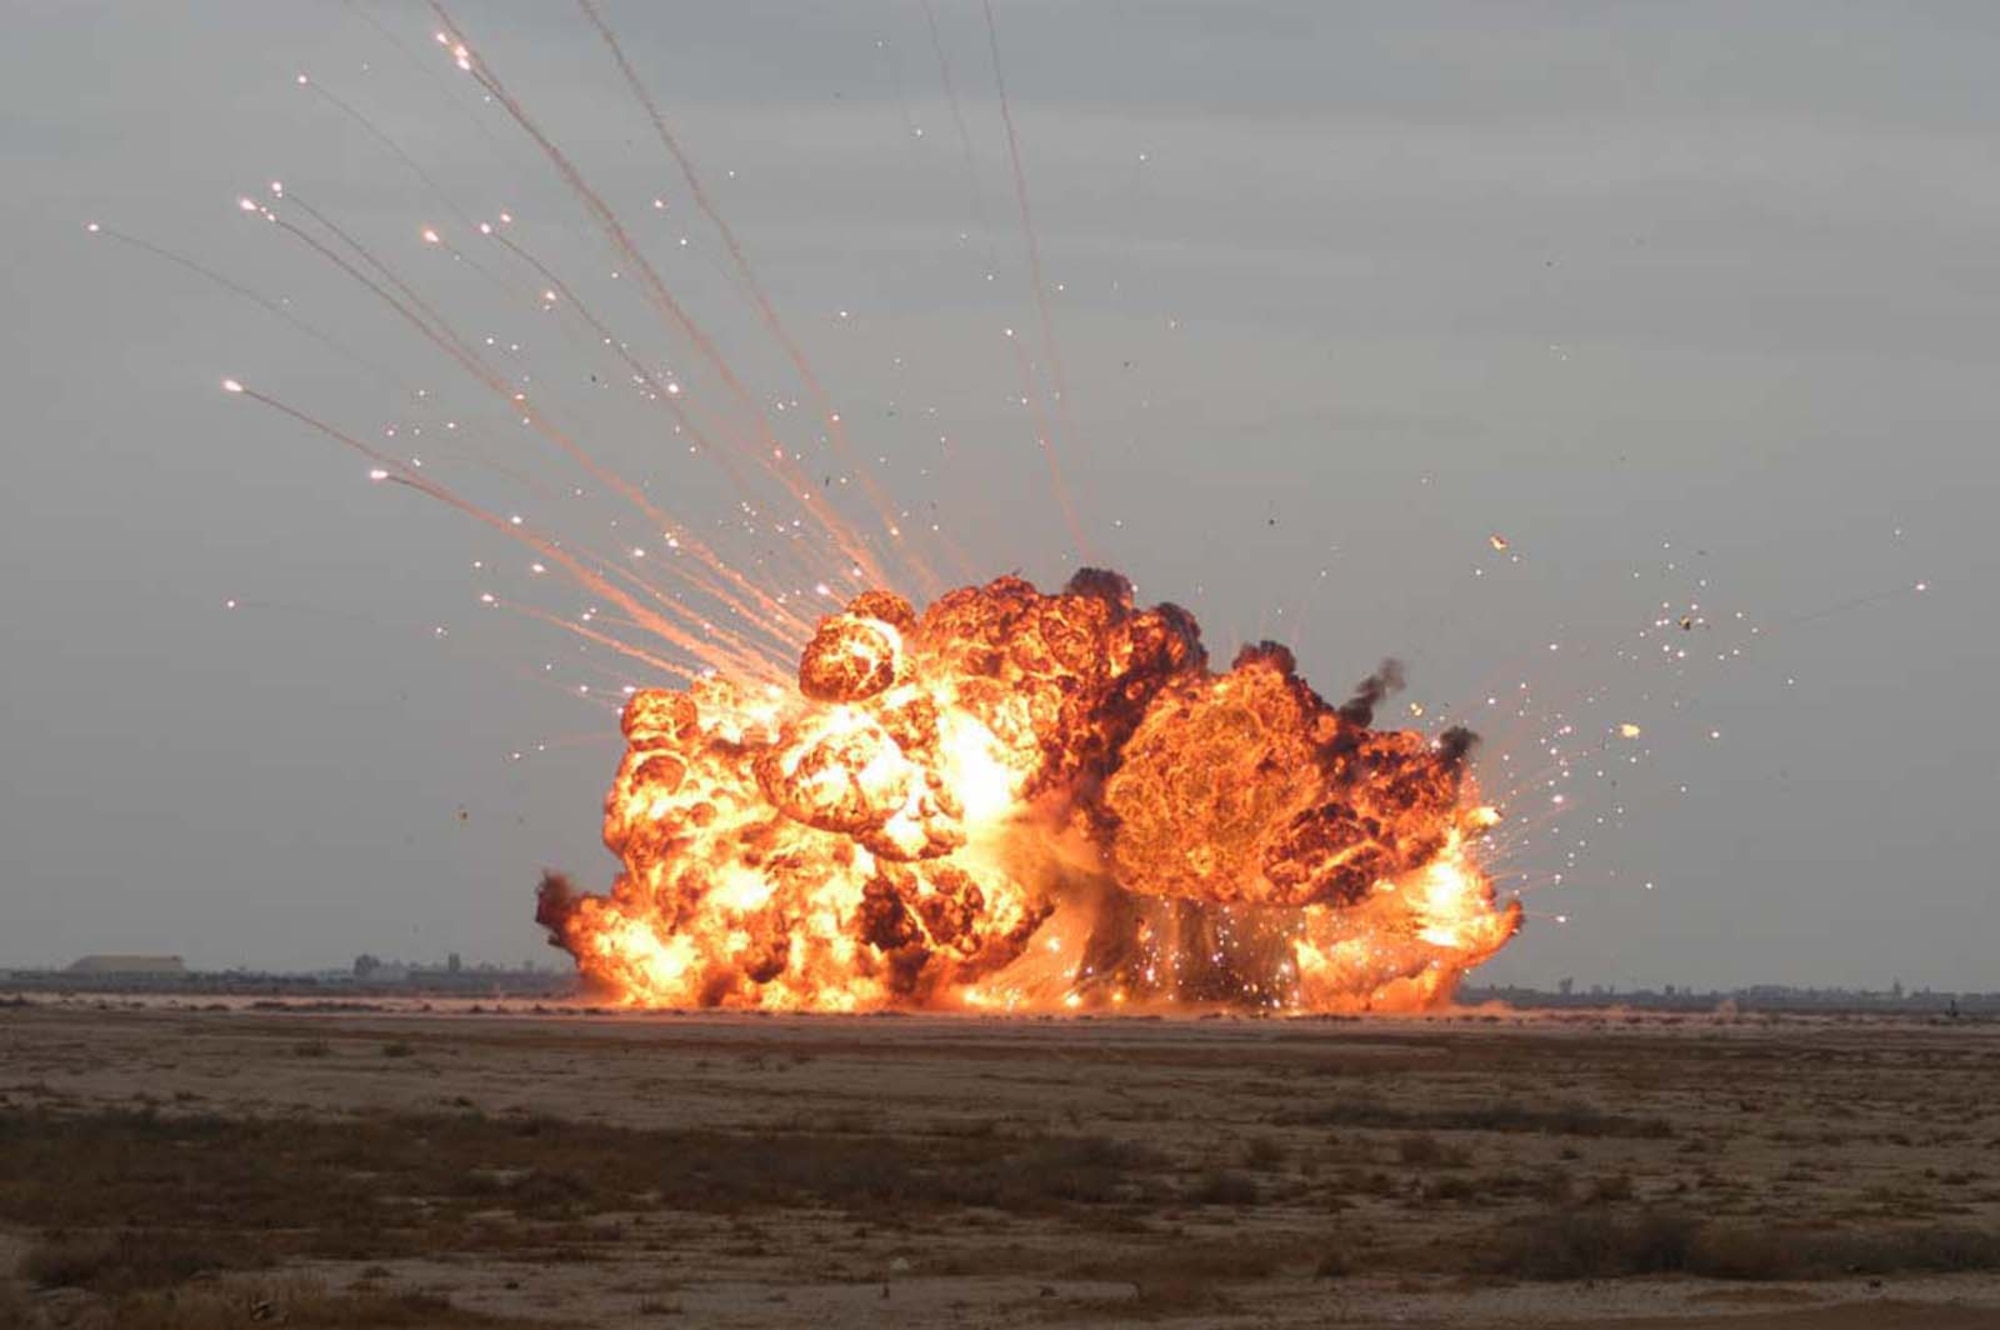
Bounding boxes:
537 570 1520 1012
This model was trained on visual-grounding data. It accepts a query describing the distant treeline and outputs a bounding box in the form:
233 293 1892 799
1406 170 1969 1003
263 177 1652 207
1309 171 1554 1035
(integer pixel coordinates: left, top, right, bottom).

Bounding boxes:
1462 983 1997 1015
0 966 578 999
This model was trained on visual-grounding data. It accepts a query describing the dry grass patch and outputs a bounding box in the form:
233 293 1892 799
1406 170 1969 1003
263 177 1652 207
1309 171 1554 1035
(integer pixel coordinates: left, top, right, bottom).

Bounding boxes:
33 1275 562 1329
1278 1098 1674 1139
1479 1207 1703 1279
22 1230 273 1293
1186 1168 1260 1206
1480 1205 2000 1281
0 1106 1168 1262
1693 1223 2000 1280
0 1281 30 1327
1050 1237 1308 1317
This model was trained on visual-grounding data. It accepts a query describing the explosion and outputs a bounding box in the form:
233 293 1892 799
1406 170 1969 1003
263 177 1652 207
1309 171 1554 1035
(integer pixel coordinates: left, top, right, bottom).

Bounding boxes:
101 8 1533 1015
537 569 1520 1012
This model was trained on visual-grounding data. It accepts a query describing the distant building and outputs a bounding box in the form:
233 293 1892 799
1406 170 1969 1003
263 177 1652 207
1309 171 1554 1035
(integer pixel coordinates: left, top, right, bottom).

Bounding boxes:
66 954 187 977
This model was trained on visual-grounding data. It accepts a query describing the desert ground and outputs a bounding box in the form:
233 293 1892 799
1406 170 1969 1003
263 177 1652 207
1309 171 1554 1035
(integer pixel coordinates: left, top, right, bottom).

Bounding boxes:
3 997 1999 1328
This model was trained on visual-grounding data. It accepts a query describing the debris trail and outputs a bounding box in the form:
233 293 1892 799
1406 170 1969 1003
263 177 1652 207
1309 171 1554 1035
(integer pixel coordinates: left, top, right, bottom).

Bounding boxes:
982 0 1090 561
576 0 939 595
432 1 895 595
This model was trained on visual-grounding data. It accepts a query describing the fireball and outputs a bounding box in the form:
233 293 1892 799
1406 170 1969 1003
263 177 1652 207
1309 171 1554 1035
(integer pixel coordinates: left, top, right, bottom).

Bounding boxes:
538 569 1520 1012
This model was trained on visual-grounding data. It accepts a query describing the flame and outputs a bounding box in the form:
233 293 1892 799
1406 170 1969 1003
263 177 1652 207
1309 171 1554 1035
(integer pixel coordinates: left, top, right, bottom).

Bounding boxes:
537 570 1521 1012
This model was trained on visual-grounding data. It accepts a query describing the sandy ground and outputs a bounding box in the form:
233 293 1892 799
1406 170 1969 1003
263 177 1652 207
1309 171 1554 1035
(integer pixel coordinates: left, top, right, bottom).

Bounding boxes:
4 996 1999 1327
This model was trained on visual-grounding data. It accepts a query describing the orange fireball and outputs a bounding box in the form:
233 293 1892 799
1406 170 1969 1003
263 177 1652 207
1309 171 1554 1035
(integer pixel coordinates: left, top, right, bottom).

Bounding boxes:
537 570 1520 1012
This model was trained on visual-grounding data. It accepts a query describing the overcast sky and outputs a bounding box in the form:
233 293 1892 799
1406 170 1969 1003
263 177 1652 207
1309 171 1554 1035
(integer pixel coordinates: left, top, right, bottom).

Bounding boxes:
3 2 1995 991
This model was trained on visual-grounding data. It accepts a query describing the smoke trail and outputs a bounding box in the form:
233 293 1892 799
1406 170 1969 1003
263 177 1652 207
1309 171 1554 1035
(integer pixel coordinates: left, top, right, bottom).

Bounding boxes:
1338 658 1407 727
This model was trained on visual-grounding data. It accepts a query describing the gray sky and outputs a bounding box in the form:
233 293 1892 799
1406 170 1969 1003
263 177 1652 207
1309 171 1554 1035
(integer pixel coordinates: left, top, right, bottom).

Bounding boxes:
3 2 1994 991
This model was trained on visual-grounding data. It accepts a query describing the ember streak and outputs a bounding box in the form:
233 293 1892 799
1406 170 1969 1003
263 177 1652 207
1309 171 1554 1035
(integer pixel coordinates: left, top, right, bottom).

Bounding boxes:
537 569 1520 1012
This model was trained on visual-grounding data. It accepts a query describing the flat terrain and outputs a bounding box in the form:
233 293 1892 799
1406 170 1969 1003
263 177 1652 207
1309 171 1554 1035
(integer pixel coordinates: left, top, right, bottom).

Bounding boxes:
4 997 2000 1328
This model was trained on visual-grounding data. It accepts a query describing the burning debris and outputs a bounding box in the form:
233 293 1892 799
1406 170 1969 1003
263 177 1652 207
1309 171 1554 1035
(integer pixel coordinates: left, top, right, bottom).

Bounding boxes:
537 570 1519 1012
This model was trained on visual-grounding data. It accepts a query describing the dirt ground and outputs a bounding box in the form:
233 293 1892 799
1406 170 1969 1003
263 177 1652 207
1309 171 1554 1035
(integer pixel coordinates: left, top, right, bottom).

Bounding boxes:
3 996 1999 1328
